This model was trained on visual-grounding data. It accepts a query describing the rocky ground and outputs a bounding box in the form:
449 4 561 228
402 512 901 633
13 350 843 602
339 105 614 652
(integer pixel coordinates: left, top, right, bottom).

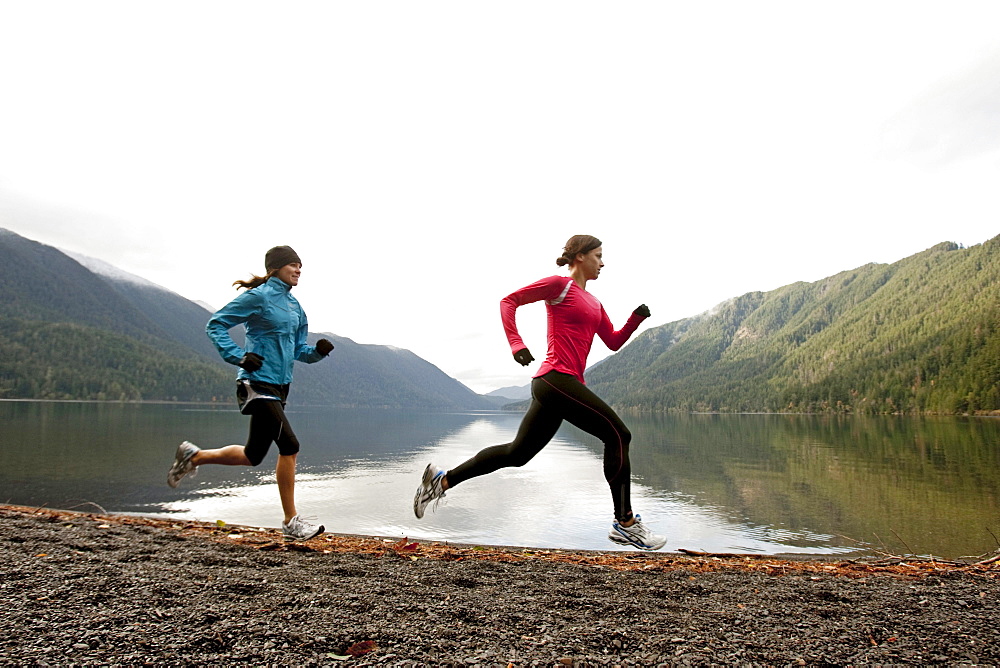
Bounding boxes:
3 504 1000 666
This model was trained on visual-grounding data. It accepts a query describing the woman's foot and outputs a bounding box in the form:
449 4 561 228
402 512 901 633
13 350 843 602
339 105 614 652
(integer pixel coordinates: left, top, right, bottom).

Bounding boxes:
608 514 666 550
167 441 200 488
413 463 447 518
282 515 324 541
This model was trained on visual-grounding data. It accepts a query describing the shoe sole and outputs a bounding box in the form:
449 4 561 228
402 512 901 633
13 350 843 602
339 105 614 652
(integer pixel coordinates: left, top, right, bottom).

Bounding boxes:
413 466 442 519
167 443 198 488
284 525 324 542
166 461 191 488
414 488 436 519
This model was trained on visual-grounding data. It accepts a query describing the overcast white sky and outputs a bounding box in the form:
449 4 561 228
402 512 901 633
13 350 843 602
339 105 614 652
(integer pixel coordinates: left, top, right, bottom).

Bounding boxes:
1 2 998 394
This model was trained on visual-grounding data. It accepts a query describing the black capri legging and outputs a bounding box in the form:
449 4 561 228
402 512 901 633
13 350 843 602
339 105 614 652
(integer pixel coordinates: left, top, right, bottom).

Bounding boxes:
446 370 633 521
237 381 301 466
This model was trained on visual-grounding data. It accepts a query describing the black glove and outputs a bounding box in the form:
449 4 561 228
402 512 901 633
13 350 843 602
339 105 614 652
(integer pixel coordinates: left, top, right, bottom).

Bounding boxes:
316 339 334 356
513 348 535 366
237 352 264 372
634 304 651 318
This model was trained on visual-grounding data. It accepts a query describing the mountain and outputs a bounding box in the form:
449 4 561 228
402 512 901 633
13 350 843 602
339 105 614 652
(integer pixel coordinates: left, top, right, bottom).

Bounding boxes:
0 229 493 409
0 229 232 401
9 227 997 414
65 250 224 361
291 335 494 409
484 384 532 401
586 237 1000 415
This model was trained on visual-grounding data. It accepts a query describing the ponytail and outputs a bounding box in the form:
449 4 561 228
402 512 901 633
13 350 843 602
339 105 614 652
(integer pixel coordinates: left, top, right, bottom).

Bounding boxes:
232 270 277 291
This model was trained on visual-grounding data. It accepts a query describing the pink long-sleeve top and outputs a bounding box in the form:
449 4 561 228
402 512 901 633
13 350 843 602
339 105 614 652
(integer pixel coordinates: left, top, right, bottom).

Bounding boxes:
500 275 646 384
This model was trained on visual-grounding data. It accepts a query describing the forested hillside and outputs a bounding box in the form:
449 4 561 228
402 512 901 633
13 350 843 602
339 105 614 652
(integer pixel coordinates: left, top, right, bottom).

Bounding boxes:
0 229 493 409
587 237 1000 414
0 229 232 401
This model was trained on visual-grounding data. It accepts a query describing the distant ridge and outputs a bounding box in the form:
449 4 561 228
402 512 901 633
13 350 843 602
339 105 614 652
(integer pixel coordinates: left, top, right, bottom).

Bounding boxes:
485 384 532 401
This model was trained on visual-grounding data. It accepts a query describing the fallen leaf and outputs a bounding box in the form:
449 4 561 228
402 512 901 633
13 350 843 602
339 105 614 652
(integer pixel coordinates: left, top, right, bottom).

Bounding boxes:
216 520 227 528
392 537 420 552
346 640 377 657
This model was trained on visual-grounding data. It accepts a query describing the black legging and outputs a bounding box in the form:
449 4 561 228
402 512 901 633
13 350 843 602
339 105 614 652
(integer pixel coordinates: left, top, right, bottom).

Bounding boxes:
244 398 300 466
236 381 301 466
447 370 633 521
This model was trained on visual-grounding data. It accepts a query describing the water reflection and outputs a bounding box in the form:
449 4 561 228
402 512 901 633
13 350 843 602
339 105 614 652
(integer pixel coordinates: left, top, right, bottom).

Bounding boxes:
2 402 998 558
619 413 1000 558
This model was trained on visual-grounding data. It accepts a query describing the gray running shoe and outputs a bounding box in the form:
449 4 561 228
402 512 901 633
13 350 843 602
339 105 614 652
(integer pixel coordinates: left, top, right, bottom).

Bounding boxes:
167 441 200 488
609 514 667 551
413 463 446 519
282 515 324 541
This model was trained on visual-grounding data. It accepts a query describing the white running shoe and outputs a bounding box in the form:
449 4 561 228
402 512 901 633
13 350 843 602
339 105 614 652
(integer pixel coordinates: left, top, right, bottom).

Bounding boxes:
413 463 446 519
282 515 324 541
609 514 667 551
167 441 200 488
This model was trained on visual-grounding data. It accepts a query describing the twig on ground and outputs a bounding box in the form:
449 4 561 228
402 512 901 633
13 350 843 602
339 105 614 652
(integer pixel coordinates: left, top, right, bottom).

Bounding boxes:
889 529 915 557
64 501 109 515
976 552 1000 566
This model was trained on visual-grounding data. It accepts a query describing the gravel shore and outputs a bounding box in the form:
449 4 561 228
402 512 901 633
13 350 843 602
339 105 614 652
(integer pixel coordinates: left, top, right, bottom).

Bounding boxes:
3 504 1000 666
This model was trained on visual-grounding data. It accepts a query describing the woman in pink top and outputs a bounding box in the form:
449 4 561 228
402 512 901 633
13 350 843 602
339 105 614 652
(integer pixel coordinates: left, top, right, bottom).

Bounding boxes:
414 235 666 550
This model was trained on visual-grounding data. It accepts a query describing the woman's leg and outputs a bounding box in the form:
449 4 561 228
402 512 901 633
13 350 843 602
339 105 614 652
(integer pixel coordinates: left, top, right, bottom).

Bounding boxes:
245 400 302 522
188 398 294 469
532 372 633 522
276 453 297 523
191 445 252 466
445 391 563 488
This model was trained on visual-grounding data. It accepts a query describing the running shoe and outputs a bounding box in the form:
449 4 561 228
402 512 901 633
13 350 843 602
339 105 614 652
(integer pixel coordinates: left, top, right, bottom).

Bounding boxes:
413 463 446 519
167 441 200 488
608 514 667 551
282 515 324 541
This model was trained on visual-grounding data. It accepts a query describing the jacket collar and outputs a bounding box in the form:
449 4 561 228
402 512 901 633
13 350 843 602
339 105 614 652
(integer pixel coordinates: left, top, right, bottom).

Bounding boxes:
267 276 293 293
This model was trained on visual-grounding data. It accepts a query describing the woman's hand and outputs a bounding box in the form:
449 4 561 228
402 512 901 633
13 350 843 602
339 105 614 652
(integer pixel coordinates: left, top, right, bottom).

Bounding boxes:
237 352 264 372
316 339 334 356
633 304 651 318
513 348 535 366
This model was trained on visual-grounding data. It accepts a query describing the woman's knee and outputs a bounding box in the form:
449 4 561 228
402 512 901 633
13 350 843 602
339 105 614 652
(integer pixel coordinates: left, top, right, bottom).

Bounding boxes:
245 448 267 467
506 449 536 468
602 424 631 451
490 441 536 469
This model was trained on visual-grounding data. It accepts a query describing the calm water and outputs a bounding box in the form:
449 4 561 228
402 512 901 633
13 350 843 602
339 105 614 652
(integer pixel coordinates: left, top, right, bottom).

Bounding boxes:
2 401 999 558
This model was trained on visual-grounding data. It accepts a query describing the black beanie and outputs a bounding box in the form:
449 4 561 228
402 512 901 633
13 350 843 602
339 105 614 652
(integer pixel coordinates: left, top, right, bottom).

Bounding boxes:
265 245 302 272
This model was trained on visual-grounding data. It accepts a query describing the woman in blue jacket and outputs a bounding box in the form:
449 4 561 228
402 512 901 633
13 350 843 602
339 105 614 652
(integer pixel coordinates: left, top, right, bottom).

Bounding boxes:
167 245 333 541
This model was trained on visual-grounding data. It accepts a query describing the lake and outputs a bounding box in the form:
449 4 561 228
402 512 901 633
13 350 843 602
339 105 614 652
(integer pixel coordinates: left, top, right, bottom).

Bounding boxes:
2 401 998 559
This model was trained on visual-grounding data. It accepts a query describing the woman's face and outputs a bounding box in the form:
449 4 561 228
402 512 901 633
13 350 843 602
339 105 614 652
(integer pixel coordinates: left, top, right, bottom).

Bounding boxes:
276 263 301 286
575 246 604 281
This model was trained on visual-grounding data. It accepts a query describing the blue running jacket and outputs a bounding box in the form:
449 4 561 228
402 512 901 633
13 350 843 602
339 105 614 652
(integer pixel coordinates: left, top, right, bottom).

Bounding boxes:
206 276 326 386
